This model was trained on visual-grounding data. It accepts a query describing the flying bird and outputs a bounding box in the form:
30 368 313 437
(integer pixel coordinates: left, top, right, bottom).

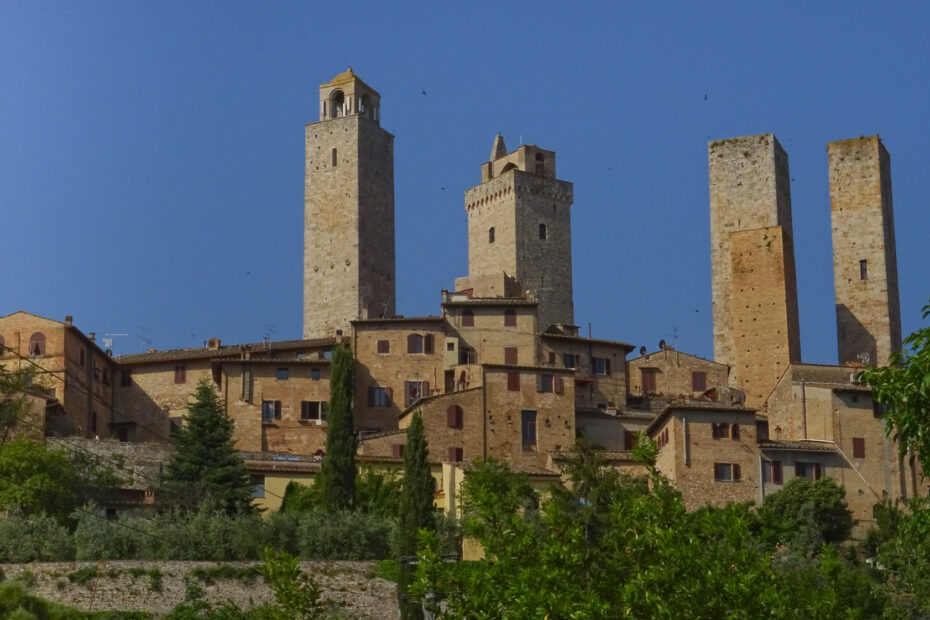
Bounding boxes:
422 89 427 96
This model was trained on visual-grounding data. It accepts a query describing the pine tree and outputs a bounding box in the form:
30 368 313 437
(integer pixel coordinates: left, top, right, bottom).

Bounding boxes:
316 345 356 511
163 379 253 514
396 410 435 618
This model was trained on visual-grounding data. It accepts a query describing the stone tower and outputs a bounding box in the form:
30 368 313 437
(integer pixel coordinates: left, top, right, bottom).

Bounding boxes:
303 69 395 339
708 134 801 407
456 136 574 330
828 136 902 366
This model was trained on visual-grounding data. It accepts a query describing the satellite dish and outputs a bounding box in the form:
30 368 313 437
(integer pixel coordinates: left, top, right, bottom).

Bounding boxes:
659 339 666 350
639 345 646 356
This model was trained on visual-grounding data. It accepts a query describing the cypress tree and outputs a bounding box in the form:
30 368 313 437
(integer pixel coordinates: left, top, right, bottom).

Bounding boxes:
396 410 435 618
163 379 253 514
316 344 356 511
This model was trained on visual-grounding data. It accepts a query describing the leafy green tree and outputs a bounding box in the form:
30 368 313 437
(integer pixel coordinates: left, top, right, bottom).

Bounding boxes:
758 477 854 550
0 362 37 444
0 438 118 519
162 380 253 514
396 411 435 619
876 496 930 614
315 345 356 511
860 298 930 468
258 547 324 619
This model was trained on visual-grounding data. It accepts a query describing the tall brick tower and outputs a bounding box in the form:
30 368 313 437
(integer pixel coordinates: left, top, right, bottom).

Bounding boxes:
708 134 802 407
456 135 574 330
303 69 395 339
828 136 902 366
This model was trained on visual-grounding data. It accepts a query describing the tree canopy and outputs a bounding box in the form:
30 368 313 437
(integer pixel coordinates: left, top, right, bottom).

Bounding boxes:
861 298 930 468
162 379 252 514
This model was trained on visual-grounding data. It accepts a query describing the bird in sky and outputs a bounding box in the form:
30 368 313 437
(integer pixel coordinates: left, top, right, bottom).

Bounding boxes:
422 89 427 96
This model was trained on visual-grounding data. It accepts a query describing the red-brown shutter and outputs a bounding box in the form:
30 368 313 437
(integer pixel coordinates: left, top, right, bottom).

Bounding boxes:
447 446 460 462
555 376 564 394
462 310 474 327
713 463 721 480
732 423 740 440
772 461 783 484
691 371 706 392
852 437 865 458
407 334 417 353
504 347 518 365
504 309 517 327
392 444 404 458
507 372 520 391
425 334 434 354
733 463 741 481
624 430 635 450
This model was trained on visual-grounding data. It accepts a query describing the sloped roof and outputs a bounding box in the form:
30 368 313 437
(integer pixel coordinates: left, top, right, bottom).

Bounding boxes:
118 337 336 365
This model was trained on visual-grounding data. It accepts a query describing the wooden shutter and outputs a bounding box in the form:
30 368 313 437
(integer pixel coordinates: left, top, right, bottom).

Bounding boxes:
691 371 706 392
368 387 375 407
713 463 721 480
555 376 564 394
641 369 656 394
447 446 462 462
504 309 517 327
407 334 417 353
425 334 434 354
604 359 611 375
392 444 404 458
733 463 741 481
504 347 518 365
377 340 389 354
711 423 719 439
852 437 865 458
732 423 740 440
462 310 474 327
772 461 783 484
624 430 636 450
507 372 520 391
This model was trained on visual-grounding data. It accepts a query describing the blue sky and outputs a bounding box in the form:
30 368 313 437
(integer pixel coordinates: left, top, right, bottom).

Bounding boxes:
2 2 928 363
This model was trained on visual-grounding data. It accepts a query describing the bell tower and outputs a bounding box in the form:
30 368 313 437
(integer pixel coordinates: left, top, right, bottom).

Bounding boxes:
303 69 396 339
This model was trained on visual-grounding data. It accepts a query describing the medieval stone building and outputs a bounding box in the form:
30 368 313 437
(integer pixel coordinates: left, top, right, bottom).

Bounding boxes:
1 70 922 524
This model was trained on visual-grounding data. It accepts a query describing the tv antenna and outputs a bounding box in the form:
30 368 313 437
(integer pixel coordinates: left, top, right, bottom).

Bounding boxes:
102 333 128 349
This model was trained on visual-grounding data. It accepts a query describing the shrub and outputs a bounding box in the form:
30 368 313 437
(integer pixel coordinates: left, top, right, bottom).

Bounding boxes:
0 514 73 562
295 510 393 560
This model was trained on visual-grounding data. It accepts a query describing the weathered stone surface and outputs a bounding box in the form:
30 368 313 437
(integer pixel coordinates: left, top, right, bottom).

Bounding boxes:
828 136 902 366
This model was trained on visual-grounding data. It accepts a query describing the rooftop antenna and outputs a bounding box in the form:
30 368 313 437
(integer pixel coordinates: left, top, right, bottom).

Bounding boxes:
102 333 128 349
134 325 153 349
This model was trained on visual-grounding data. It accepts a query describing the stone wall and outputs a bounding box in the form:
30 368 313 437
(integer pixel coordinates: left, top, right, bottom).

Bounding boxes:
708 134 800 385
828 136 902 366
729 226 802 407
627 347 728 398
539 336 629 409
304 113 395 340
0 560 397 619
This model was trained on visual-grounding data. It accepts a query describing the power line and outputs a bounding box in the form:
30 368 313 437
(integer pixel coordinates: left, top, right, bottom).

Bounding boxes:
2 345 290 503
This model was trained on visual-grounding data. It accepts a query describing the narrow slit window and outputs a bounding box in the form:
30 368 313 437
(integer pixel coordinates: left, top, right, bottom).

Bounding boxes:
859 259 867 280
539 223 547 240
488 227 495 243
332 148 338 167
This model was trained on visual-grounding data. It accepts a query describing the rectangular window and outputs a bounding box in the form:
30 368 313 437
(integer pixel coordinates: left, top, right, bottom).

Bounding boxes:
79 349 86 367
446 406 463 428
251 475 266 499
763 461 783 484
563 354 576 369
242 367 253 402
548 352 556 364
521 410 537 451
504 309 517 327
261 400 281 422
504 347 518 365
641 368 657 394
537 374 554 393
446 342 455 351
712 422 731 439
795 462 822 481
852 437 866 458
860 259 868 280
713 462 741 482
332 147 337 167
691 371 706 392
120 369 132 388
300 401 326 422
592 357 610 375
376 340 390 354
447 446 464 462
461 310 474 327
507 372 520 392
405 380 429 406
368 387 391 407
174 365 186 384
392 444 405 458
311 368 320 381
424 334 434 354
276 368 289 381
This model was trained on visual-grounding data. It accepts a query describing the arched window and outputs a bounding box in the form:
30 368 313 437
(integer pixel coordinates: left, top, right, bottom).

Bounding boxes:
488 227 495 243
461 309 474 327
446 405 464 429
358 94 368 115
504 309 517 327
539 223 547 240
330 90 345 118
535 152 545 175
29 332 46 357
407 333 423 354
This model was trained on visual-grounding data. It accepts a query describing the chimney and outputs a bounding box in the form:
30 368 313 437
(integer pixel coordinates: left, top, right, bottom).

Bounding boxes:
89 332 96 343
64 315 73 325
335 329 344 344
